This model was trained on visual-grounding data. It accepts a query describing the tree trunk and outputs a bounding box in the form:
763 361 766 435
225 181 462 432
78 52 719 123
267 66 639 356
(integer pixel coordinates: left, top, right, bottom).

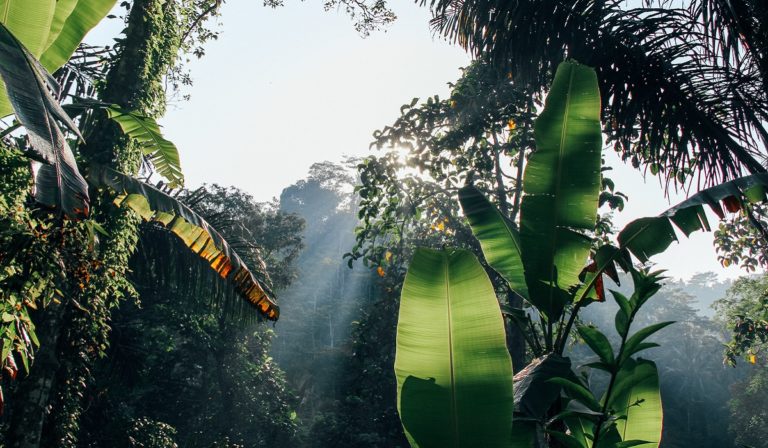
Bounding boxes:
7 302 67 448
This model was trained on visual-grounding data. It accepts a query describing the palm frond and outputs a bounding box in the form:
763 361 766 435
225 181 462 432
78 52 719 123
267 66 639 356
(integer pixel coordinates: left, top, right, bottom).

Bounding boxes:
423 0 768 187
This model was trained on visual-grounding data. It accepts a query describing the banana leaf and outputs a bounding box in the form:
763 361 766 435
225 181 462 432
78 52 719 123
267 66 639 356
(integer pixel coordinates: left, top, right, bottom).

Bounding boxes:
458 184 528 299
519 61 602 320
39 0 117 71
106 105 184 187
619 173 768 263
395 248 514 448
0 22 88 217
607 358 663 448
0 0 114 117
89 165 279 321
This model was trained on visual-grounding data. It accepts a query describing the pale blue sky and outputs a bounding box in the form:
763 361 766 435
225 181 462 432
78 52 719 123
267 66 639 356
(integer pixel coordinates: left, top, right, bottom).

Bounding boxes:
87 1 754 281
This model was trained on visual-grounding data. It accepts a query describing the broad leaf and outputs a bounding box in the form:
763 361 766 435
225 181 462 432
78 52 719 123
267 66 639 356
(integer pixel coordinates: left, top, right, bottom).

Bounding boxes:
0 0 114 117
106 106 184 187
619 173 768 263
0 22 88 217
0 0 56 117
609 359 663 448
548 377 601 412
459 185 528 299
519 61 602 320
89 165 279 321
395 248 514 448
39 0 117 71
578 326 614 365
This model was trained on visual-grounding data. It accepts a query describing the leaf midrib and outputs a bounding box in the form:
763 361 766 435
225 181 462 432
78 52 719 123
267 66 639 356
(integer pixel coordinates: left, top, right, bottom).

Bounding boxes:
444 253 460 448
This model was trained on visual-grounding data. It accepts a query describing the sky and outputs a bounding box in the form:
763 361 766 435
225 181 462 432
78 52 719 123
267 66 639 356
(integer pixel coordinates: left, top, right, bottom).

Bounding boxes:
86 0 757 282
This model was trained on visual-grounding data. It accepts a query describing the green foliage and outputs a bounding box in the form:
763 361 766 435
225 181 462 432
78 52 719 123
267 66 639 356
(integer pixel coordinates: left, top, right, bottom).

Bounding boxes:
105 105 184 188
714 275 768 366
395 249 514 448
728 367 768 448
126 418 179 448
78 185 303 447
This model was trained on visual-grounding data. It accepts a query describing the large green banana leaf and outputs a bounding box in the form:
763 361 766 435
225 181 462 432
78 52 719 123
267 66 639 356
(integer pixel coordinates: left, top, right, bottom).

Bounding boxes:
89 165 279 321
39 0 116 71
0 0 56 117
458 185 528 299
0 0 114 117
619 172 768 263
607 358 663 447
0 22 89 217
519 61 602 320
106 105 184 187
395 248 514 448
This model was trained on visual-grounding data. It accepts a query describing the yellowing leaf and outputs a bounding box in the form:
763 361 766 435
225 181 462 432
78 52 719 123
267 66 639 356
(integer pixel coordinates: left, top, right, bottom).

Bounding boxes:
749 354 757 364
385 251 392 262
507 119 516 130
377 266 386 277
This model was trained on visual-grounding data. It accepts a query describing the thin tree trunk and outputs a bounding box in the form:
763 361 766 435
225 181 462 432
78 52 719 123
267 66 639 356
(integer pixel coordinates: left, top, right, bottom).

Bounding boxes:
7 303 67 448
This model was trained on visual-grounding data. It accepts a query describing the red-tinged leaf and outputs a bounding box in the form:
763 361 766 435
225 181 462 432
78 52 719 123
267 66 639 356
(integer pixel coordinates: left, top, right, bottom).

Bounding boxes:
707 198 725 219
604 260 620 285
4 354 17 381
595 272 605 302
722 195 741 213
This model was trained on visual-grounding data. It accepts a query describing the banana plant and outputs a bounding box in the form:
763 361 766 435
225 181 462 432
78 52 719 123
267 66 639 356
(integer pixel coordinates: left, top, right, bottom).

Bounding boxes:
395 59 768 447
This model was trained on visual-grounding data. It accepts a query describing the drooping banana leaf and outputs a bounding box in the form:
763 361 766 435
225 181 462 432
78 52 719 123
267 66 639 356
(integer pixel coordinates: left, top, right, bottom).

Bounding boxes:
619 172 768 263
395 248 514 448
106 105 184 187
519 61 602 320
607 358 663 448
89 165 279 321
458 184 528 299
0 22 89 217
39 0 117 71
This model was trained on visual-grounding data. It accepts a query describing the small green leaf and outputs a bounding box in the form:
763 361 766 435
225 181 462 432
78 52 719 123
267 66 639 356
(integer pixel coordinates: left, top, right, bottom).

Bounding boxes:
548 377 602 412
578 326 614 365
621 322 674 363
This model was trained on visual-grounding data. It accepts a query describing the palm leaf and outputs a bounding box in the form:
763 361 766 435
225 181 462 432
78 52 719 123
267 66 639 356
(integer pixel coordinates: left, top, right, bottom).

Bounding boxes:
425 0 768 186
519 61 602 320
0 21 88 217
89 165 279 321
458 184 528 299
106 105 184 187
395 248 514 448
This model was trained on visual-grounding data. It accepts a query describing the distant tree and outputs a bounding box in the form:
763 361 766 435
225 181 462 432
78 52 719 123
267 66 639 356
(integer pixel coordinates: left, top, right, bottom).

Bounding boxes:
714 275 768 366
728 367 768 448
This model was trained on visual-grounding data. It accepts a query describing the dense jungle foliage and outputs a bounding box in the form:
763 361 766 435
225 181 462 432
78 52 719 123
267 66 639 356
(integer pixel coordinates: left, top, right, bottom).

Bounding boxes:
0 0 767 447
